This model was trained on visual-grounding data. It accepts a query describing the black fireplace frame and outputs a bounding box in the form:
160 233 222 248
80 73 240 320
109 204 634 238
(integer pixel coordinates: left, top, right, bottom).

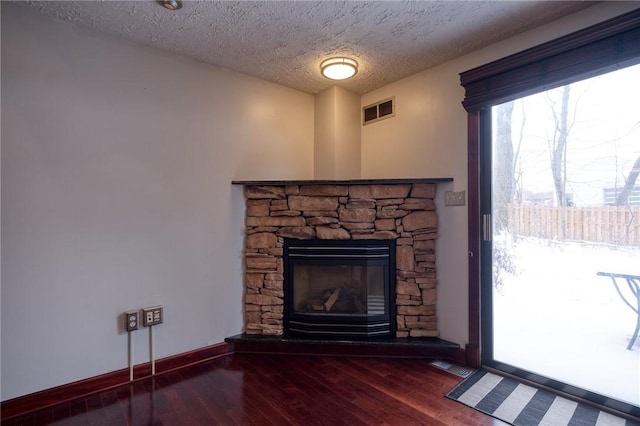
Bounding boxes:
283 238 396 339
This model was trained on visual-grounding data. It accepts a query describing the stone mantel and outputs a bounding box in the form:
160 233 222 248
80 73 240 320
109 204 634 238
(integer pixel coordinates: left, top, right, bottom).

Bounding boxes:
232 178 453 186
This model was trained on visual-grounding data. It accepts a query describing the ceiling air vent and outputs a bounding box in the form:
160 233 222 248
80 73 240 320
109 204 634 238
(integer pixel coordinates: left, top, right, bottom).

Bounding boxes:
363 97 395 125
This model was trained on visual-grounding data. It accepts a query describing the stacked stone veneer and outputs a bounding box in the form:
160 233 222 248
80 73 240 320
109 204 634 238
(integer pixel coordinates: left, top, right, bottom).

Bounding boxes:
242 183 440 338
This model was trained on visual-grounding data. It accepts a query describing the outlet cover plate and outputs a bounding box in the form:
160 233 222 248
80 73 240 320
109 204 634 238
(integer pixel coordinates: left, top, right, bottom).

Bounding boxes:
125 310 139 331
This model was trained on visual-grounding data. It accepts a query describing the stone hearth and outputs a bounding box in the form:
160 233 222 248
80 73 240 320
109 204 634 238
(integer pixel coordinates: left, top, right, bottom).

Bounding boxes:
233 178 452 338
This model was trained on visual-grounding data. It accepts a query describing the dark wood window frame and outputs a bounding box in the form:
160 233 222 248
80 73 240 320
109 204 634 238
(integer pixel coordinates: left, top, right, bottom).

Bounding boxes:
461 8 640 368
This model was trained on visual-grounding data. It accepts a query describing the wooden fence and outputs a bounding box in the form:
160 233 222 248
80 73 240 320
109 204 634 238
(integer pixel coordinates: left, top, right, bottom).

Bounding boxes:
506 204 640 246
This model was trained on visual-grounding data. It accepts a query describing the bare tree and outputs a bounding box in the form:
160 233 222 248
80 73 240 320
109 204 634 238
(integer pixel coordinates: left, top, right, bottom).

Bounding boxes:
616 155 640 205
549 85 571 208
546 85 573 238
512 100 526 203
494 101 515 232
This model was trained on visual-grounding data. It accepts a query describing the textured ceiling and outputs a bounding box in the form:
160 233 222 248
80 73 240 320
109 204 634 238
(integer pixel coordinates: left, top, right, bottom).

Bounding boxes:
20 0 594 94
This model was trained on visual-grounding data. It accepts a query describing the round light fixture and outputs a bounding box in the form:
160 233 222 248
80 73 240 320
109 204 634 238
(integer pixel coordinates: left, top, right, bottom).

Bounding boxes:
320 57 358 80
158 0 183 10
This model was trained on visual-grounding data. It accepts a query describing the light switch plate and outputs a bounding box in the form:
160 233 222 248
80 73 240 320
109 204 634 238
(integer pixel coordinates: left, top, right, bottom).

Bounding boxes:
445 190 465 206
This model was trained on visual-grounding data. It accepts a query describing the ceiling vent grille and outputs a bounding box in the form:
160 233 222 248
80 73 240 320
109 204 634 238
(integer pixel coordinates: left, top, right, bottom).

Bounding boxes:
363 97 395 125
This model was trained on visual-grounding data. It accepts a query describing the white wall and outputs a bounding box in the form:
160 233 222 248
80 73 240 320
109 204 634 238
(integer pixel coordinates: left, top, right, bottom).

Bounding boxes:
361 2 639 347
313 86 361 179
334 87 361 179
313 87 336 179
1 3 314 401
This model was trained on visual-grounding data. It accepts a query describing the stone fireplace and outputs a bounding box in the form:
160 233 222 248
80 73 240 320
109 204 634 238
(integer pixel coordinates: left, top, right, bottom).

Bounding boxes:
233 178 452 339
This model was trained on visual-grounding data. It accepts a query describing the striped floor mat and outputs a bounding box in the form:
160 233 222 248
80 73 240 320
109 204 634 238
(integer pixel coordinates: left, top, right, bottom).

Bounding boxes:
446 370 639 426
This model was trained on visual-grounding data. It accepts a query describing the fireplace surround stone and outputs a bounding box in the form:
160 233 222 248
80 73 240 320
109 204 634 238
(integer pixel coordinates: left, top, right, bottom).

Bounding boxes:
233 178 453 339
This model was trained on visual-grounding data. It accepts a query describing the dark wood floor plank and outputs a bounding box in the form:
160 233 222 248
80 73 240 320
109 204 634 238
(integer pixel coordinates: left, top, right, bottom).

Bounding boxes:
241 354 401 425
308 358 427 425
203 374 273 425
334 356 507 425
290 362 388 425
253 355 384 426
323 356 451 425
322 360 437 425
4 354 508 425
233 357 317 425
182 369 254 425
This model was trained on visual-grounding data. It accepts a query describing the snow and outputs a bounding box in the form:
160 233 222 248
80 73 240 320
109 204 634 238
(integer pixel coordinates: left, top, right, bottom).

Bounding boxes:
493 237 640 408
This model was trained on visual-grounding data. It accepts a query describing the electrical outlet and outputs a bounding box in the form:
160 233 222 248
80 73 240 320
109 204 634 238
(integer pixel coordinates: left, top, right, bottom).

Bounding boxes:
142 305 163 327
125 310 139 331
444 190 466 206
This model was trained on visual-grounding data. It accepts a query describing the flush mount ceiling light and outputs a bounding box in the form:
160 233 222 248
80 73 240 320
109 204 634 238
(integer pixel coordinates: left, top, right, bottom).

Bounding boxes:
320 57 358 80
158 0 183 11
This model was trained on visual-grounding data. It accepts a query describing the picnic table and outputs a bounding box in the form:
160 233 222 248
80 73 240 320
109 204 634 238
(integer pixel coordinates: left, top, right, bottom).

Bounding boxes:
597 272 640 350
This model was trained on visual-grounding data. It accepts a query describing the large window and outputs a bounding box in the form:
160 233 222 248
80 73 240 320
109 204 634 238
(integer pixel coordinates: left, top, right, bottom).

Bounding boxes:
492 65 640 411
462 9 640 418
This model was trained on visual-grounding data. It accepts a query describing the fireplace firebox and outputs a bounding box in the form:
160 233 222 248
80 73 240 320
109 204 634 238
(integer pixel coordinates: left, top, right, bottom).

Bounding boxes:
284 239 396 338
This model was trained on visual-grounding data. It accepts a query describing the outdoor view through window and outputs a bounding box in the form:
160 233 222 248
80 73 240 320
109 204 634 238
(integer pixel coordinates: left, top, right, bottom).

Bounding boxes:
491 63 640 408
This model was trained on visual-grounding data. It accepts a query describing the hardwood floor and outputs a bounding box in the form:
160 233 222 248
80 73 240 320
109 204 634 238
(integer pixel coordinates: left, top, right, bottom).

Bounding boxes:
3 354 507 425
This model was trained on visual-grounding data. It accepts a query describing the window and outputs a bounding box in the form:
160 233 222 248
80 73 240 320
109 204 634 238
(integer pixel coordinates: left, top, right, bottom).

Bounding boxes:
461 9 640 419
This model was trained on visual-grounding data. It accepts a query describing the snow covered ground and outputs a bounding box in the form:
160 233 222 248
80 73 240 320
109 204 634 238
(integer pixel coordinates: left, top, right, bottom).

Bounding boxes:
493 237 640 408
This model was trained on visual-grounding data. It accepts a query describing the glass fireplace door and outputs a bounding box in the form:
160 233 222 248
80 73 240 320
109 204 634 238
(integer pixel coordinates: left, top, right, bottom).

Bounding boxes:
284 239 396 338
291 264 386 316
